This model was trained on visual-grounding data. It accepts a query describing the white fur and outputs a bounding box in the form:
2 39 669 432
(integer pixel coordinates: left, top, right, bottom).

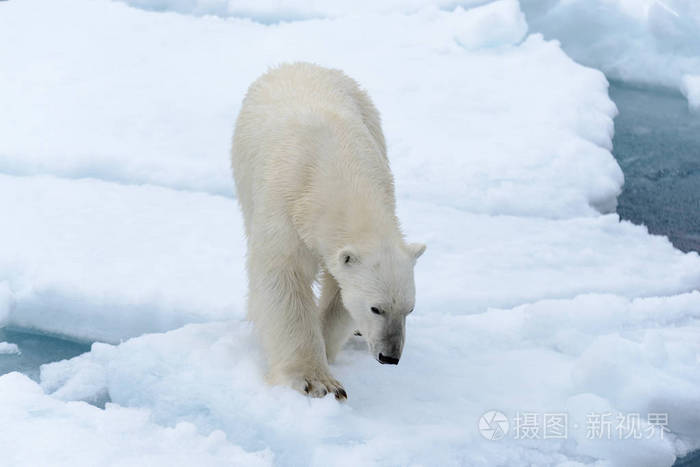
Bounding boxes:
231 63 425 399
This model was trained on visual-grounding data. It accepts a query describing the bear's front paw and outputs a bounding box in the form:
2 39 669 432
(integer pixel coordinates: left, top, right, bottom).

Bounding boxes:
277 369 347 400
303 376 347 400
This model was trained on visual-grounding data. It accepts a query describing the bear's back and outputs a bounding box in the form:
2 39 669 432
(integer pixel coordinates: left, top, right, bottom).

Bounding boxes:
232 63 393 240
240 63 386 158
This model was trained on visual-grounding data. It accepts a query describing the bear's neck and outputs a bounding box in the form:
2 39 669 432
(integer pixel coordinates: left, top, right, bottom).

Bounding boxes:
325 192 401 255
291 116 404 262
314 166 403 263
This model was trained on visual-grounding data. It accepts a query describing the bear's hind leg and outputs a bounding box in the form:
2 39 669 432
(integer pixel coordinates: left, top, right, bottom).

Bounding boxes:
320 270 355 363
247 242 347 400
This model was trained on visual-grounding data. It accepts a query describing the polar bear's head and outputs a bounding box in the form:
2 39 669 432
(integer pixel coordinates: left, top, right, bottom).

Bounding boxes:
331 241 426 365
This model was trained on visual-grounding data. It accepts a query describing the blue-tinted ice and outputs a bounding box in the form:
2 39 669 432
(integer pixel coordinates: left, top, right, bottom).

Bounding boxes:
0 328 90 382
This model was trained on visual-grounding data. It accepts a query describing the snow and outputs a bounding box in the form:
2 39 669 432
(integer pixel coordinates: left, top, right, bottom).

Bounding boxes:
521 0 700 109
3 174 699 342
110 0 700 110
0 174 246 342
0 0 699 465
0 372 272 466
36 293 700 466
0 0 622 217
447 0 528 50
115 0 484 21
0 342 20 355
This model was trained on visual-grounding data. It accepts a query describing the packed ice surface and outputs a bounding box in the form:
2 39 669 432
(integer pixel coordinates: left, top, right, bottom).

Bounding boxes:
0 0 699 465
0 174 247 342
521 0 700 110
37 298 700 466
112 0 700 111
3 174 700 343
0 0 622 216
114 0 485 20
0 373 272 466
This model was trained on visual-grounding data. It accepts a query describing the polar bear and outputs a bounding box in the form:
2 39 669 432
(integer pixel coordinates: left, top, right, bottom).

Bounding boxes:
231 63 425 399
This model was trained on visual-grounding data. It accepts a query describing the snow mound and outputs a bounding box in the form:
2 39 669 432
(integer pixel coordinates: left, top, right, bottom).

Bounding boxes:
0 372 272 466
3 173 699 342
444 0 527 50
0 0 621 217
0 174 246 343
40 292 700 465
0 342 20 355
112 0 484 21
521 0 700 109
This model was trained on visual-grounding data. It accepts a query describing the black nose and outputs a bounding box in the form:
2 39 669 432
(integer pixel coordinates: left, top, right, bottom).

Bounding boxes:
378 353 399 365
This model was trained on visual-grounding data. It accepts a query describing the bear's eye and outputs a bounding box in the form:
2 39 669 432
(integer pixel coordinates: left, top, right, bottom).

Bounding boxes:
371 307 384 315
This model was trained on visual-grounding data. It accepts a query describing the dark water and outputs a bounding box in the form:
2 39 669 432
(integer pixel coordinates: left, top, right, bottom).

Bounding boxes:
610 81 700 253
678 452 700 467
0 328 90 382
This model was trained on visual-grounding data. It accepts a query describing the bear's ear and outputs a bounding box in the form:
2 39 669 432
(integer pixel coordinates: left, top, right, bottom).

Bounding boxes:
407 242 426 260
338 246 359 266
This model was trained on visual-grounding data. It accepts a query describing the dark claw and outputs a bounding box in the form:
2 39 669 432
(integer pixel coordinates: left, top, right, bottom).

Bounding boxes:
353 330 362 336
322 389 328 396
334 388 348 400
304 383 311 394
